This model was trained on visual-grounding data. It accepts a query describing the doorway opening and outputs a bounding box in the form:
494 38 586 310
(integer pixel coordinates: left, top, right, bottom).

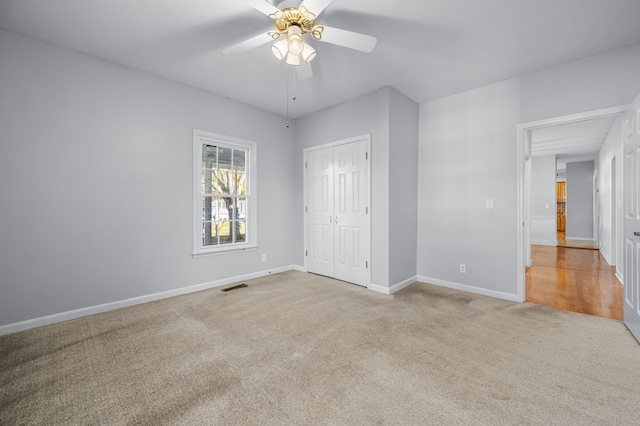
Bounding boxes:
516 106 626 311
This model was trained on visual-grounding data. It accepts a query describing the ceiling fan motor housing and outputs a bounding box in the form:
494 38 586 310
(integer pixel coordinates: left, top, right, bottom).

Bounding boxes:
274 7 315 34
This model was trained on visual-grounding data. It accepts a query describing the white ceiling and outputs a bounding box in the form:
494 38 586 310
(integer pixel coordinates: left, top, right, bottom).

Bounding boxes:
1 0 640 118
531 115 618 164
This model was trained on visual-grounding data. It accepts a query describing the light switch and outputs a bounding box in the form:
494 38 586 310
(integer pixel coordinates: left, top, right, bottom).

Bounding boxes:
486 199 493 209
545 203 550 209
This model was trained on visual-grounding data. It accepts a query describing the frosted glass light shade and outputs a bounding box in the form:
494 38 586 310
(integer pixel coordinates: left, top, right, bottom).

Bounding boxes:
272 39 288 59
273 25 317 66
288 35 304 55
301 43 316 63
286 26 304 55
285 53 302 66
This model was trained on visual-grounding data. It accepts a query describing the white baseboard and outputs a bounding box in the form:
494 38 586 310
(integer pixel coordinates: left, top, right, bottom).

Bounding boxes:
367 283 390 294
368 276 417 295
616 270 624 286
416 276 520 302
600 249 612 266
390 276 417 294
531 239 558 247
565 236 594 241
293 264 306 272
0 265 298 336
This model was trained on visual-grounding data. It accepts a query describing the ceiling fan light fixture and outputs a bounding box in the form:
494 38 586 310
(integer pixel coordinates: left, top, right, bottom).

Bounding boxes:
288 36 304 55
225 0 378 75
301 42 316 63
285 53 302 66
272 39 288 59
287 25 304 55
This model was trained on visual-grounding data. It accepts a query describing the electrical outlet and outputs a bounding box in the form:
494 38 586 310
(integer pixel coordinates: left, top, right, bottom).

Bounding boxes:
485 199 493 209
261 254 267 262
459 264 466 273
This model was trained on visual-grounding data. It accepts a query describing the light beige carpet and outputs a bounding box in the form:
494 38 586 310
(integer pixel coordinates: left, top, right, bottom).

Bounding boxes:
1 271 639 425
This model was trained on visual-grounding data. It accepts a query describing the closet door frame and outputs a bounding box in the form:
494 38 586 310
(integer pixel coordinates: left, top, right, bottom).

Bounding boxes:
303 134 371 287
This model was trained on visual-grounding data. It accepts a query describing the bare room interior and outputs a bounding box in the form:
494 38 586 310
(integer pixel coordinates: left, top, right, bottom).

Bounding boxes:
2 0 640 423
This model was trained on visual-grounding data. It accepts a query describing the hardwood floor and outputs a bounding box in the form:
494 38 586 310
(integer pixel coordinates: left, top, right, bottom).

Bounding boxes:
556 231 599 250
525 244 623 320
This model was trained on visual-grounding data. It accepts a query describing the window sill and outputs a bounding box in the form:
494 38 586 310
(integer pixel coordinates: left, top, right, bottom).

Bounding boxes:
192 245 258 258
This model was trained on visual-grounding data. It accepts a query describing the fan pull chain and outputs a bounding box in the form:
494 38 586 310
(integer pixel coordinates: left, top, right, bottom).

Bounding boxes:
285 65 302 128
292 67 297 102
286 66 290 128
286 65 298 128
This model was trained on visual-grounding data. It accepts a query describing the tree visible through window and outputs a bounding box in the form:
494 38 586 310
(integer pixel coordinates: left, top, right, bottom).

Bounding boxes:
202 145 247 245
193 130 256 255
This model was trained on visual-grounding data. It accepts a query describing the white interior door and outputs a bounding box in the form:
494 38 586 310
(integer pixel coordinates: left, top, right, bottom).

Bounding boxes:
333 140 369 285
306 146 334 278
305 137 370 287
623 91 640 343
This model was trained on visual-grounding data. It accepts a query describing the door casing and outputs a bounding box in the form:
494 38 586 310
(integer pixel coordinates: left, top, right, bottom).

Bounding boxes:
516 106 626 302
303 134 372 287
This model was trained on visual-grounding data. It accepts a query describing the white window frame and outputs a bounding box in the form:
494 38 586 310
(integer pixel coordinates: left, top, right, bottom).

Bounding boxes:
193 129 257 256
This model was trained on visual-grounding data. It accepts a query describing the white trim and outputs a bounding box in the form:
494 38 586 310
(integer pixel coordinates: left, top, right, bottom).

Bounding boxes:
417 276 520 302
192 129 258 256
593 173 598 248
192 246 257 258
303 134 372 287
0 265 296 336
530 215 557 246
367 283 391 294
531 239 558 246
600 249 612 266
616 270 624 285
390 276 417 293
293 264 306 272
564 236 595 241
516 105 627 303
368 276 416 295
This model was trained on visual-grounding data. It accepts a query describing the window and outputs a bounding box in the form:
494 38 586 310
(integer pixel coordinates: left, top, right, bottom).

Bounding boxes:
193 130 257 256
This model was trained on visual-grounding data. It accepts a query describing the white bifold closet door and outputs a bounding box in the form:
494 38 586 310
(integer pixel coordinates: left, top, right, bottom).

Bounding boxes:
305 137 370 286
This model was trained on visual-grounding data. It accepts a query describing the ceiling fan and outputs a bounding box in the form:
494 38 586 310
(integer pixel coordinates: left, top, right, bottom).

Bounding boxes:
223 0 377 79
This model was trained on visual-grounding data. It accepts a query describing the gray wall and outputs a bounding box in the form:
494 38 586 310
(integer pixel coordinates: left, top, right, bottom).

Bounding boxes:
566 161 595 239
294 86 419 289
530 155 558 245
596 116 623 265
0 30 298 326
294 87 390 287
418 80 521 295
388 89 419 286
530 155 557 217
2 27 640 327
520 43 640 122
418 42 640 299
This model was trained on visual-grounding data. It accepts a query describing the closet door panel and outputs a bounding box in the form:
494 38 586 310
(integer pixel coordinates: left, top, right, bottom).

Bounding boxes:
307 147 334 277
333 140 369 285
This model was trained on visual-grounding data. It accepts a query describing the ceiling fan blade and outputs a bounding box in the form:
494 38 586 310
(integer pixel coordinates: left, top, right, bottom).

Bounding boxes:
299 0 333 19
247 0 282 18
296 62 313 80
313 25 377 53
223 30 279 55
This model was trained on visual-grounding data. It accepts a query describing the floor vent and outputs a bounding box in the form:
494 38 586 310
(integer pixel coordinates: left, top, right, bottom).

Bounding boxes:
221 283 248 292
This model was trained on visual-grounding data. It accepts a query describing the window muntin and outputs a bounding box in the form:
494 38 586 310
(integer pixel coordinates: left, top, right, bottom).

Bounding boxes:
193 131 256 255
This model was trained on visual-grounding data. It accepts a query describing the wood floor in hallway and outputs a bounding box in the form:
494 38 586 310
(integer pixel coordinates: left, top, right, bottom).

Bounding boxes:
526 244 623 320
556 231 599 249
